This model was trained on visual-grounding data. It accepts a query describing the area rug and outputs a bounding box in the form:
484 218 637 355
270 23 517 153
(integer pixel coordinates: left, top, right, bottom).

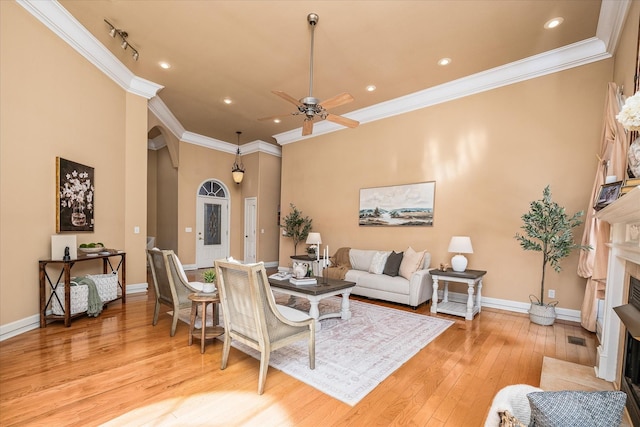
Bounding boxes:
175 295 452 405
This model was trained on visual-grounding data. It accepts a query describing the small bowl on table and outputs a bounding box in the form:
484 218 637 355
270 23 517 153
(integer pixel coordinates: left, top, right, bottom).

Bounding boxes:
79 246 105 254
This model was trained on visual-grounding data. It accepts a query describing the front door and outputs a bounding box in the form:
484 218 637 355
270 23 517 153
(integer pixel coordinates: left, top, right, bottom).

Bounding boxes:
196 181 229 268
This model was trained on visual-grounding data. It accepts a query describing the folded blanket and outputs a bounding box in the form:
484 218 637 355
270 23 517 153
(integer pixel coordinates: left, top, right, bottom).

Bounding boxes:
328 247 351 280
74 276 103 317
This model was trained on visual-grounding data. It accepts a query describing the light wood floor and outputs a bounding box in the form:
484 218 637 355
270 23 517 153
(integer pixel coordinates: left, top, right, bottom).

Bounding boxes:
0 273 599 427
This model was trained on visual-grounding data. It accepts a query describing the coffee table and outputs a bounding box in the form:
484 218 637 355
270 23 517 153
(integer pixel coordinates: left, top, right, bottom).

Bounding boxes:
268 276 356 330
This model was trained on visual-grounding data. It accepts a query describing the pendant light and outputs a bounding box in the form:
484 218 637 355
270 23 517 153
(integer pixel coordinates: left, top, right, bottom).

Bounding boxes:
232 131 245 184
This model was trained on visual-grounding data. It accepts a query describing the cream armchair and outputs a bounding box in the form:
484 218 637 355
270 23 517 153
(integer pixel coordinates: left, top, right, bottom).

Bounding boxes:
214 260 315 394
147 249 206 336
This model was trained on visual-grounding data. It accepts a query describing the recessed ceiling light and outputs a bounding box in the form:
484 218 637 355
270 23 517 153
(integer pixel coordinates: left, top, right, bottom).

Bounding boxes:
274 119 281 123
159 62 171 69
438 58 452 66
366 85 376 92
544 17 564 29
223 98 232 105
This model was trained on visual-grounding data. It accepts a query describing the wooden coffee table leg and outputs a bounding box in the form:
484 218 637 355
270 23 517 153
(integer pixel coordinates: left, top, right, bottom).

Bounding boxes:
200 301 207 354
188 301 197 346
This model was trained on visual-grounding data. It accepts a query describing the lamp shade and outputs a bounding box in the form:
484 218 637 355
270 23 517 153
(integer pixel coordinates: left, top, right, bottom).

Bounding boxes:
448 236 473 272
306 232 322 245
448 236 473 254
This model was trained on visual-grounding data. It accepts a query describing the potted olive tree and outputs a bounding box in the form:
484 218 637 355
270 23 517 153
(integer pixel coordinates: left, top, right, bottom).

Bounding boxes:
514 185 591 325
281 203 312 255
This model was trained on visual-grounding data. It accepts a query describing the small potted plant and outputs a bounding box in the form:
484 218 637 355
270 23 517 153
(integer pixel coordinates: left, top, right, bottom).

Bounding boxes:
201 269 216 293
514 185 591 325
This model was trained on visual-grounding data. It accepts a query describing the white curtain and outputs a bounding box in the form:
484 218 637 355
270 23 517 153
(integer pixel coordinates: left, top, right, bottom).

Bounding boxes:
578 82 629 332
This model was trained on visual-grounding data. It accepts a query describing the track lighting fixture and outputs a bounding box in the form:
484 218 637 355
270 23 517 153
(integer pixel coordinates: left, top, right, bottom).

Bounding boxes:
104 19 139 61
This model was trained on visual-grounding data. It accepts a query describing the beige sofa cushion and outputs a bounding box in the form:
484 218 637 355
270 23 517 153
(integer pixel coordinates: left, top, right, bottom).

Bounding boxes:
399 247 426 280
349 249 377 271
368 251 390 274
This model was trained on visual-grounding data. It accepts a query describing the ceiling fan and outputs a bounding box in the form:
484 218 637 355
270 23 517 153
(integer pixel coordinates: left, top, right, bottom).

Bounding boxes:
259 13 359 136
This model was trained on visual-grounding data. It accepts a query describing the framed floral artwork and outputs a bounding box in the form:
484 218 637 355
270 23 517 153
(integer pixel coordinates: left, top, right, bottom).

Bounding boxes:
359 181 435 226
56 157 94 232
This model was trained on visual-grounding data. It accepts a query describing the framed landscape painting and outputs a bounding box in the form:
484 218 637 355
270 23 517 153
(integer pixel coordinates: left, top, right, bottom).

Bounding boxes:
359 181 435 226
56 157 94 232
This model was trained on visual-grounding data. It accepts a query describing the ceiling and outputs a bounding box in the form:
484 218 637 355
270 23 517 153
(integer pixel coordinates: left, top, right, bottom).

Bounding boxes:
57 1 604 146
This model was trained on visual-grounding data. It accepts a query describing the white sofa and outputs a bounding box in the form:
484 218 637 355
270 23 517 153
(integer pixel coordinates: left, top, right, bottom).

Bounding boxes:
343 248 433 309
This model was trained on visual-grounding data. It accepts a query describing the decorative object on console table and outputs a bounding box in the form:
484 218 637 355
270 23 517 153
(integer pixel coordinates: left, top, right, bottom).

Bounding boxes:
56 157 94 232
306 232 322 258
359 181 435 226
515 185 591 325
447 236 473 272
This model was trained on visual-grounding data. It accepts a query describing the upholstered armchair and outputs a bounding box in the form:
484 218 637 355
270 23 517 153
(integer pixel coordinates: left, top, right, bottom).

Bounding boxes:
214 260 315 394
147 249 206 336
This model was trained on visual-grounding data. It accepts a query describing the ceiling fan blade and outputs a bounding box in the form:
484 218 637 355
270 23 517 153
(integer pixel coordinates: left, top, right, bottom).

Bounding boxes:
302 119 314 136
326 114 359 128
272 90 303 108
319 93 354 110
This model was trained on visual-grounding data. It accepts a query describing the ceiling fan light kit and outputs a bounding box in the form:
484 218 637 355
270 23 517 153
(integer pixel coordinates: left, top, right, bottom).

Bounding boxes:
259 13 359 136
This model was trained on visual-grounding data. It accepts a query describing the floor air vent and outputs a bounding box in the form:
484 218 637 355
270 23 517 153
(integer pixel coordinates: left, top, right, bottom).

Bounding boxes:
567 336 586 346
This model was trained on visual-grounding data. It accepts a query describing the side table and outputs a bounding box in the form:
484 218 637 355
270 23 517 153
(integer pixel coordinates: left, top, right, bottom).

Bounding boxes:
430 268 487 320
188 292 224 354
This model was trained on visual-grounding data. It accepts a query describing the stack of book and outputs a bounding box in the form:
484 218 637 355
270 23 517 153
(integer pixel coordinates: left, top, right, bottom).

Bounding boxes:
289 277 317 286
621 178 640 196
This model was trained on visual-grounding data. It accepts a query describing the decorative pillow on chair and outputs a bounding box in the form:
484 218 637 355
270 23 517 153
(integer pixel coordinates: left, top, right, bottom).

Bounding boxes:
527 390 627 427
368 251 390 274
383 251 403 276
399 247 426 280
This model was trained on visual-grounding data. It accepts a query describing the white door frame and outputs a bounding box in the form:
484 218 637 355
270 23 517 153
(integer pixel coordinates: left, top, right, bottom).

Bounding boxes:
244 197 257 264
196 179 230 268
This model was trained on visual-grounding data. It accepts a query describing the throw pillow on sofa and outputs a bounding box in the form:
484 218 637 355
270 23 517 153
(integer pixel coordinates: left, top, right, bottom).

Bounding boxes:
383 251 403 276
527 390 627 427
369 251 390 274
399 247 426 280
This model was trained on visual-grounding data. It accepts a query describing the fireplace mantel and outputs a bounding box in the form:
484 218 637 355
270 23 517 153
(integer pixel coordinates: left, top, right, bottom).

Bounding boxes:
594 186 640 381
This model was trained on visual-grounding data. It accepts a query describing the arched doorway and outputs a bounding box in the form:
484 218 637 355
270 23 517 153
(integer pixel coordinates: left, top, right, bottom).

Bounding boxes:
196 180 230 268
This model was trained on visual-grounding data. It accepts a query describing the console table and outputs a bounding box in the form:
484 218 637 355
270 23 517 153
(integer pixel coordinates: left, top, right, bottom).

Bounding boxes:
430 268 486 320
39 251 126 327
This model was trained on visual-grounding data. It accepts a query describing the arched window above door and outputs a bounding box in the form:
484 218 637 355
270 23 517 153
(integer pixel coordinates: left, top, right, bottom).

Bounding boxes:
198 180 226 198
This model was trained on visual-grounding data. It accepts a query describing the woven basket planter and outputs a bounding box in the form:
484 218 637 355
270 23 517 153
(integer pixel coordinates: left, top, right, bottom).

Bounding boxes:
528 295 558 326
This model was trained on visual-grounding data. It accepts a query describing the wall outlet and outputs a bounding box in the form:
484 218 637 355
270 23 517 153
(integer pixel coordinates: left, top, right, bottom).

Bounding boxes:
548 289 555 298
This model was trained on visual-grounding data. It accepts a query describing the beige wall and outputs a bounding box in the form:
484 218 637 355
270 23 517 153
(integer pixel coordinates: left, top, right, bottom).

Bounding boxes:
614 1 640 98
0 2 147 325
279 60 613 311
257 152 282 263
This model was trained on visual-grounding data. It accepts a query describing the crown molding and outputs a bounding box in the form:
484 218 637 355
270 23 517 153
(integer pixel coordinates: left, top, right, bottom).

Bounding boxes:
597 0 632 54
275 36 611 145
148 97 186 140
23 0 629 150
17 0 163 99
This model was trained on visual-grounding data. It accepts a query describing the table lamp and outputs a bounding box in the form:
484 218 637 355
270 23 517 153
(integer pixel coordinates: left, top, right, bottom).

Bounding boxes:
306 232 322 261
448 236 473 272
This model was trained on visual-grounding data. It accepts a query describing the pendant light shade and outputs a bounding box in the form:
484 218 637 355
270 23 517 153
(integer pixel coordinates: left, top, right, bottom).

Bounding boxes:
232 131 245 184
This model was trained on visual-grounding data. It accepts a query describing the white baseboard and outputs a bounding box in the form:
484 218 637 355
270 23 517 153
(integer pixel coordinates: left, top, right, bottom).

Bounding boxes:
0 282 148 342
441 290 581 323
